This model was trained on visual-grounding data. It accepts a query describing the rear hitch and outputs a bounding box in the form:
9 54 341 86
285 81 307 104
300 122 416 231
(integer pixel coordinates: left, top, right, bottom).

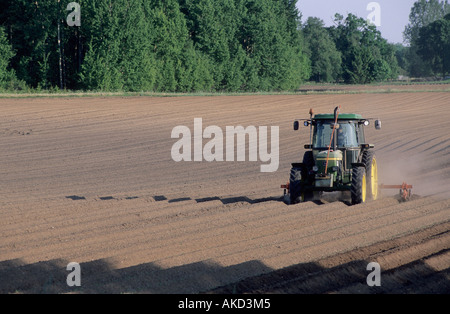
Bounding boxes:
281 182 290 204
281 182 290 194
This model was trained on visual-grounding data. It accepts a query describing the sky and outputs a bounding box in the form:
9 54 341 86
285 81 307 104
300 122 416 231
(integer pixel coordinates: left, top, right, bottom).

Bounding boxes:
297 0 418 44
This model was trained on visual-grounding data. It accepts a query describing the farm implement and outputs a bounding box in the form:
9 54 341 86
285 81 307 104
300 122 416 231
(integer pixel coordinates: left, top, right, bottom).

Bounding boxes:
379 182 414 202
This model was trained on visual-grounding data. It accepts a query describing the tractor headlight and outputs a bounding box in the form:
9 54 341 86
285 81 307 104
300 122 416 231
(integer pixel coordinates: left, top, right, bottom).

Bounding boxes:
312 166 319 172
331 166 339 172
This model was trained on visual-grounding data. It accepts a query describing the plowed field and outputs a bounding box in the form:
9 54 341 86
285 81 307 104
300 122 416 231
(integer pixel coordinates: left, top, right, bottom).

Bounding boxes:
0 90 449 293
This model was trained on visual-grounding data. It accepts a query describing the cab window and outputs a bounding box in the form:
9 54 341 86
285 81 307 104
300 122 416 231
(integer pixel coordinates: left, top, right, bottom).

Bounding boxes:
313 121 360 149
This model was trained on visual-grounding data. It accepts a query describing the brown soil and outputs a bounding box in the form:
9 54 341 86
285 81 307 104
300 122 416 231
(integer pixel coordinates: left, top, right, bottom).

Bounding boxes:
0 91 449 293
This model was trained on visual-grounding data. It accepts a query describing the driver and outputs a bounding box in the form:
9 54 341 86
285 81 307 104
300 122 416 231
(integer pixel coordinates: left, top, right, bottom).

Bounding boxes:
337 127 347 147
337 123 358 147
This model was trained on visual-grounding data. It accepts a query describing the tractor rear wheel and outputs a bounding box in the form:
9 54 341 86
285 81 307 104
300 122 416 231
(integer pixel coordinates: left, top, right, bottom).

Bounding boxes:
362 151 378 201
289 167 303 204
351 167 367 205
289 167 313 204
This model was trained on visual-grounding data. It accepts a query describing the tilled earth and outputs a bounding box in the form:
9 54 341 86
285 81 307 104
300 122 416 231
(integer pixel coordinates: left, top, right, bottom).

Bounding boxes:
0 90 449 293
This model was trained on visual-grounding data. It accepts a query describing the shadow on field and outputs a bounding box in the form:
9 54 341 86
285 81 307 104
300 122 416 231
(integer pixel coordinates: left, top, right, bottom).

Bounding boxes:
195 195 282 205
154 195 283 205
64 194 283 205
0 258 272 294
1 255 448 294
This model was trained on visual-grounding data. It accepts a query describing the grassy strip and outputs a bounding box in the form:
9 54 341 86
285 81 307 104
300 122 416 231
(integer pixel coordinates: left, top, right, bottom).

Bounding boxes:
0 84 449 99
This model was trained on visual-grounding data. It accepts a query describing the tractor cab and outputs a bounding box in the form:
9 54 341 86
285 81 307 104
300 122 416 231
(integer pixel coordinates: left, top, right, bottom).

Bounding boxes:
308 113 371 172
313 116 361 149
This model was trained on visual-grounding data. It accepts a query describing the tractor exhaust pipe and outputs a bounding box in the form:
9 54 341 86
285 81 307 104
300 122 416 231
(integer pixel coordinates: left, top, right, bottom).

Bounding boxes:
325 106 340 174
333 106 340 151
309 108 314 146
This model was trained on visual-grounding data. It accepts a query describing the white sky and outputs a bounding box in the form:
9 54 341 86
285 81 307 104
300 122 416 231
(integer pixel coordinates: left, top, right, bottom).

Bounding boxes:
297 0 418 44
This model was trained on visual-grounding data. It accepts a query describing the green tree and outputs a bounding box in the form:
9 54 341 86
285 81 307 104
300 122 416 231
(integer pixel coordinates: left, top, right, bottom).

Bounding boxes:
394 44 410 76
0 0 61 88
79 0 125 91
417 14 450 77
177 40 214 92
181 0 244 91
0 0 311 92
303 17 342 83
0 26 16 88
117 0 157 91
329 13 398 84
348 46 373 84
403 0 450 77
404 0 449 44
241 0 309 90
148 0 200 92
80 0 168 92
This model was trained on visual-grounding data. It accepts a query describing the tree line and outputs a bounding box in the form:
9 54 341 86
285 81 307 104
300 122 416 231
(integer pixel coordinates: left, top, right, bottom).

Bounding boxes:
303 0 450 83
0 0 448 92
402 0 450 78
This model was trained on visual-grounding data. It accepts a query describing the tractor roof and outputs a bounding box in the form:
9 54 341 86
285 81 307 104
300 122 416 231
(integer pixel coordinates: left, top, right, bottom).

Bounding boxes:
314 113 363 120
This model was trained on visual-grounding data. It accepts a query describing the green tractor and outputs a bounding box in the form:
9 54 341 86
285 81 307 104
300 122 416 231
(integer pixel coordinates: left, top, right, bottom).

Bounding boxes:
283 106 381 205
